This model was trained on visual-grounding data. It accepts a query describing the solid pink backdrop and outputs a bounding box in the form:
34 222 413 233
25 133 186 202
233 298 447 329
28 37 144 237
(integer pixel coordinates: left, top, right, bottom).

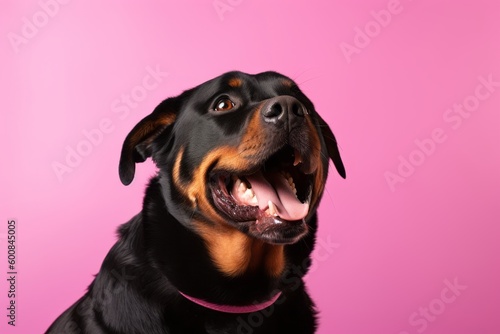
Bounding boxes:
1 0 499 333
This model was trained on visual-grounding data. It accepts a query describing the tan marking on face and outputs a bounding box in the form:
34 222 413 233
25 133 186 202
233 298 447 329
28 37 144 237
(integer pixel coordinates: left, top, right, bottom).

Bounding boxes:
185 145 251 223
305 115 325 207
281 79 294 88
313 164 325 208
182 106 312 277
185 107 264 198
228 78 242 88
196 222 285 277
178 107 266 219
184 108 265 214
172 146 186 194
238 107 268 159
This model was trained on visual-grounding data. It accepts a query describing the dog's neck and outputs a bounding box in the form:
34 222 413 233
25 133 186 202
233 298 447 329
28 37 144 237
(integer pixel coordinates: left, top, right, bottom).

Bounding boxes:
142 177 314 306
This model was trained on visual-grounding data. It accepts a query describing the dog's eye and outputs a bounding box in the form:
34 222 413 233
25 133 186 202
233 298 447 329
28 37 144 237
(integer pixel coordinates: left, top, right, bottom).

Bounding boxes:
214 97 235 112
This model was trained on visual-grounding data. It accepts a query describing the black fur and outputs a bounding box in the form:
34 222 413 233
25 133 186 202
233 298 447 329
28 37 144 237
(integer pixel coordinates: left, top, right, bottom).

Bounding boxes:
47 71 345 334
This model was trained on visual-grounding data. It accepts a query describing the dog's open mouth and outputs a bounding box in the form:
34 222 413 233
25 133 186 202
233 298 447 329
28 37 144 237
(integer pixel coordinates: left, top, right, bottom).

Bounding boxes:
210 145 313 244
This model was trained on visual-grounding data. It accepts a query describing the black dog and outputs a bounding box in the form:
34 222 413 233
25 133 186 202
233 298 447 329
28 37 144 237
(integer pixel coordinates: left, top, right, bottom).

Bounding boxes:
47 71 345 334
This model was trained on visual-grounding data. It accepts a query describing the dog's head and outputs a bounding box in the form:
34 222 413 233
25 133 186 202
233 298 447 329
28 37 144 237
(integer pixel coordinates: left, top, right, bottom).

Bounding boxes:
119 71 344 248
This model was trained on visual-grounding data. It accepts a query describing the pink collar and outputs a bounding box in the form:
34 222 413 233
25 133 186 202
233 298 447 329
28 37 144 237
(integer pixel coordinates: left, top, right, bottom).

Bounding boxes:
178 291 282 314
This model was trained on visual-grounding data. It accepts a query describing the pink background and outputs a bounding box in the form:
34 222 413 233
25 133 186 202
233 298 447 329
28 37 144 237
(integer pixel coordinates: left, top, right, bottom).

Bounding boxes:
1 0 499 333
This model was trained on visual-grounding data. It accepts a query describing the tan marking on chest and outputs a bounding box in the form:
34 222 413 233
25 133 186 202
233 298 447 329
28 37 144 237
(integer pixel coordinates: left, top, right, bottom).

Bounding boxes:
196 222 285 277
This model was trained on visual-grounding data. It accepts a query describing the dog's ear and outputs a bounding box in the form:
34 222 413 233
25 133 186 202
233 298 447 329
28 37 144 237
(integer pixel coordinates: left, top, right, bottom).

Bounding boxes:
119 98 178 185
317 113 346 179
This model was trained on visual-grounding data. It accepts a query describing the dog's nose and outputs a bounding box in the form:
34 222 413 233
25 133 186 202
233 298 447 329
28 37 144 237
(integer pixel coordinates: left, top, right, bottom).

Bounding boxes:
261 96 305 127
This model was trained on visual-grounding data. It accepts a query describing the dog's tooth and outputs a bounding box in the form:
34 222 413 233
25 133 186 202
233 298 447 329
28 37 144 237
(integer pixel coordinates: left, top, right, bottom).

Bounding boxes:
268 201 278 216
249 193 258 205
283 173 294 189
238 179 247 193
245 187 258 205
293 149 303 166
243 188 254 200
288 178 297 196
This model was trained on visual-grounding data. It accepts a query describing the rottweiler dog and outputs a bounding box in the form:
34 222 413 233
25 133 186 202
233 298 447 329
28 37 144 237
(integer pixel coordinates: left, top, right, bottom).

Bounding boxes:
47 71 345 334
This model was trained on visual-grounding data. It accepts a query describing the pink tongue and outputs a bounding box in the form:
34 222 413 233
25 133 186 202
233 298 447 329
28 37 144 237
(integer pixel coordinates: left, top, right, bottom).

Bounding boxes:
245 170 309 221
